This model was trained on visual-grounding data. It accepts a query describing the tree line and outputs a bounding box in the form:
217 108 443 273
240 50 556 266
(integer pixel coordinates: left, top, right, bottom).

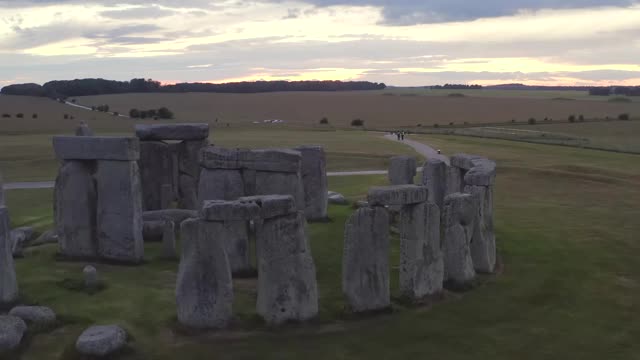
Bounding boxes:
589 86 640 96
430 84 483 90
0 78 386 98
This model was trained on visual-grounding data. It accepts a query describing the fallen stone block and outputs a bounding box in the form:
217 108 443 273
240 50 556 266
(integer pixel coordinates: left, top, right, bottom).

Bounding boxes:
9 306 56 327
75 325 127 357
0 315 26 352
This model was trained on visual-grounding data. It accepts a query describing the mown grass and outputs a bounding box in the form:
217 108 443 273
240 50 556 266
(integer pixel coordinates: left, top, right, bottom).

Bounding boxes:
5 134 640 359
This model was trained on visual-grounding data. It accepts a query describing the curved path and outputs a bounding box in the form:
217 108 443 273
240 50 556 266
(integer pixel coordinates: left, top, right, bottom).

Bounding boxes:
383 134 450 164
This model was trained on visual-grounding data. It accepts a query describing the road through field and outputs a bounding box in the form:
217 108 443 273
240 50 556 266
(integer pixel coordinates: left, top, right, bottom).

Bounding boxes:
383 134 450 164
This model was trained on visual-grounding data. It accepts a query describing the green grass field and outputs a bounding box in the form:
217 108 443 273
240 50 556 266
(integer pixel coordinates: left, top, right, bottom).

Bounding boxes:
5 133 640 359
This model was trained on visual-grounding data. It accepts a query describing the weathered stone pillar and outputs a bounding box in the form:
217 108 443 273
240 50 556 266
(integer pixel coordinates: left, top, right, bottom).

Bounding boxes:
0 206 18 305
138 141 173 211
343 206 390 312
442 193 476 286
54 161 97 258
178 139 208 210
198 147 245 205
247 150 305 212
241 195 318 325
388 156 417 185
96 160 144 263
422 158 447 210
399 201 442 299
294 146 328 221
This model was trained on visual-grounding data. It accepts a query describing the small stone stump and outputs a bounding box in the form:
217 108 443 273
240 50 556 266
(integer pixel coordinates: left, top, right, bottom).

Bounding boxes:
83 265 98 289
75 325 127 357
442 193 476 286
342 206 390 312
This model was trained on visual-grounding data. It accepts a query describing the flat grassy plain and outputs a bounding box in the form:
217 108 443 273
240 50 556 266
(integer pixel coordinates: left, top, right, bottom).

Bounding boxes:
5 133 640 359
380 87 638 101
73 91 640 128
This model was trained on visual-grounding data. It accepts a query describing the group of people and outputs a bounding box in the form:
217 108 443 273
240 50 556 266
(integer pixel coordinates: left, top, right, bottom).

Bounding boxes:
393 131 407 141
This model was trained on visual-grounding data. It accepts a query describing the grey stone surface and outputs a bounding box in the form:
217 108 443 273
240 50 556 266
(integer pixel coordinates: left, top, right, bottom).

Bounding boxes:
83 265 98 289
178 174 198 210
446 165 463 195
240 149 301 173
197 169 245 205
75 121 94 136
96 160 144 263
343 206 390 312
422 158 448 209
161 220 177 260
176 219 233 329
254 171 305 211
161 183 173 209
138 141 173 211
31 229 59 246
142 220 165 242
442 193 476 285
367 185 428 206
219 221 251 275
199 147 242 169
465 185 496 273
295 146 328 221
328 192 348 205
75 325 127 357
399 202 443 299
9 306 56 326
239 195 296 219
0 315 26 352
178 139 207 178
0 207 18 305
389 156 417 185
201 200 261 221
256 212 318 324
450 154 484 170
142 209 198 223
135 123 209 141
0 172 4 206
52 136 139 161
464 158 497 186
55 161 97 258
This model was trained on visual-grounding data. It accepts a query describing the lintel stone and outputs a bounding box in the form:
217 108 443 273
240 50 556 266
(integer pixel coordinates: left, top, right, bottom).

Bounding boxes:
135 123 209 141
201 200 261 221
53 136 139 161
367 185 428 206
239 195 296 219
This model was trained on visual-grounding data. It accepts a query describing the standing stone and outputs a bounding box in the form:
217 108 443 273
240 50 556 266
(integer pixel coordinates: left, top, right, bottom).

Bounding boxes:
161 220 177 260
389 156 417 185
75 121 94 136
255 211 318 324
178 174 199 210
138 141 173 211
0 207 18 305
197 169 245 205
0 172 4 206
96 160 143 263
254 171 305 212
295 146 328 221
177 139 208 209
446 166 463 195
465 185 496 273
343 206 390 312
422 159 448 209
399 202 443 299
176 219 233 329
55 161 97 258
161 183 173 209
220 221 251 275
442 193 476 286
83 265 98 289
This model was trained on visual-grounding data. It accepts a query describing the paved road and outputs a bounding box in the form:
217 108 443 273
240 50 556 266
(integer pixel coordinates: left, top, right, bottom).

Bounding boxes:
384 134 450 164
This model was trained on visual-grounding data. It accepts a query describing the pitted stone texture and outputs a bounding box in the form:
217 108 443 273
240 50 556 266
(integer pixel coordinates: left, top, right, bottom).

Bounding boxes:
219 221 251 275
176 219 233 329
75 122 94 136
139 141 173 211
143 209 198 224
83 265 98 289
254 171 305 211
178 140 207 178
256 212 318 324
0 207 18 305
368 185 428 206
135 123 209 141
399 202 443 299
239 195 296 219
178 174 198 210
53 136 139 161
446 165 464 195
295 146 328 220
343 207 390 312
9 306 56 326
465 185 496 273
389 156 417 185
464 159 497 186
240 149 301 173
0 315 26 352
55 161 97 259
96 160 144 263
199 147 242 169
161 220 177 260
442 193 476 285
201 200 260 221
75 325 127 357
422 159 448 209
197 169 245 205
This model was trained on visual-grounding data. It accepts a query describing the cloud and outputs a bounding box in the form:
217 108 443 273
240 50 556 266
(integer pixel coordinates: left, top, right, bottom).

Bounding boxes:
99 5 176 19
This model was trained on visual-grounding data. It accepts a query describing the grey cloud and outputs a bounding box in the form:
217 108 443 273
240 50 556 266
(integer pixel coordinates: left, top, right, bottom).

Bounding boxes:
100 6 176 19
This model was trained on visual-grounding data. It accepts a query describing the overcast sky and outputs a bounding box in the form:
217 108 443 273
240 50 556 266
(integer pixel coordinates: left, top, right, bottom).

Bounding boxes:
1 0 639 87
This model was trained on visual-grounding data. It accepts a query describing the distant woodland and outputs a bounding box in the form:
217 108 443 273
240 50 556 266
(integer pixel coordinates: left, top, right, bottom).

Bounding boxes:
0 78 387 98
